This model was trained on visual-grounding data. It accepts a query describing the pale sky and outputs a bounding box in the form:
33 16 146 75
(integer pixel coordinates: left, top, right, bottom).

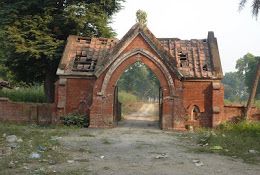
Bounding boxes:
111 0 260 73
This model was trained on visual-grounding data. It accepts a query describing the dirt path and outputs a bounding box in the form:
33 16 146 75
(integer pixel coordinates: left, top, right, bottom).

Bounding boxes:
123 103 158 121
56 122 260 175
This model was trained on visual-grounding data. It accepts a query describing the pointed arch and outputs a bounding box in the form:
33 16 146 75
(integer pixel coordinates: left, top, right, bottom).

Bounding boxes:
98 49 175 98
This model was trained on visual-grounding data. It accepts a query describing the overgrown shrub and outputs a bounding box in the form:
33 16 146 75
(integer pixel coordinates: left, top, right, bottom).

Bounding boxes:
62 113 89 128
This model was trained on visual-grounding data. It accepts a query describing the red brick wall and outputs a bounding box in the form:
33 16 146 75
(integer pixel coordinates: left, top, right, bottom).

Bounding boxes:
224 105 244 121
66 78 95 115
123 34 158 56
224 105 260 122
0 97 55 124
212 83 225 127
182 81 213 127
54 78 95 117
251 107 260 121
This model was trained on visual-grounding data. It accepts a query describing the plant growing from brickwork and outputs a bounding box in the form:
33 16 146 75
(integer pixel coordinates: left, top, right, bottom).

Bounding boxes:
136 9 148 26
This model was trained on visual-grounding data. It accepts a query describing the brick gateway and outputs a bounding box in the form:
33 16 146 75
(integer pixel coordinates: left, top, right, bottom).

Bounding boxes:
55 23 225 130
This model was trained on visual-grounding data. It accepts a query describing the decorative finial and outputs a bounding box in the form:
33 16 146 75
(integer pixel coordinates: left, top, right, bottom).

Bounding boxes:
136 9 147 26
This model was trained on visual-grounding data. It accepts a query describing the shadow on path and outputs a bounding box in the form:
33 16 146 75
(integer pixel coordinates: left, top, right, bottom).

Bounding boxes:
118 119 159 129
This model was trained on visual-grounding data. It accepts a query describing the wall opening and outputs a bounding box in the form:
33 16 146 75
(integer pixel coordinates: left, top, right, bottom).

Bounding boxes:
202 64 208 71
191 105 200 121
115 61 161 128
178 51 188 67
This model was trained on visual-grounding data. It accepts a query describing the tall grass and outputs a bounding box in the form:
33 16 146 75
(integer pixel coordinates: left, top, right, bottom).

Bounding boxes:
118 91 141 115
118 91 138 104
0 85 46 103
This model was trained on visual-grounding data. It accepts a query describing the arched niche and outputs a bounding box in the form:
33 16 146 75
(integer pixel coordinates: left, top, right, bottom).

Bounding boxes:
191 105 200 121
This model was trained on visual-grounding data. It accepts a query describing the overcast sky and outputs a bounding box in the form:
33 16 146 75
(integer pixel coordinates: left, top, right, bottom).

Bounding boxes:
111 0 260 73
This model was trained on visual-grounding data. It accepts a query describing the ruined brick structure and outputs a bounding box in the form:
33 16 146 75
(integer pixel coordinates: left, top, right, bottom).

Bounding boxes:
55 23 225 130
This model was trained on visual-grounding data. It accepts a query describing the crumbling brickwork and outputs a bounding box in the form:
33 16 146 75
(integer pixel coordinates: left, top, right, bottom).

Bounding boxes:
55 23 230 130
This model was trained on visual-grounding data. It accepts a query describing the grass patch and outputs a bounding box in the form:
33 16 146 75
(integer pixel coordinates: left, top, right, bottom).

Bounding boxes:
55 168 92 175
194 121 260 163
255 100 260 109
0 85 46 103
0 123 72 173
79 133 95 137
102 139 112 145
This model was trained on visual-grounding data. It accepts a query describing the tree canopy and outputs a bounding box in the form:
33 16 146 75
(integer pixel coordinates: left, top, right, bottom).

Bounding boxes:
117 61 160 100
236 53 260 98
222 72 248 102
239 0 260 17
0 0 124 102
222 53 260 102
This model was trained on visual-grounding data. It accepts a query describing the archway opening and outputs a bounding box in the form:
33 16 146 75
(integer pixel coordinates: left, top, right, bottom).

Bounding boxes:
115 61 161 128
191 105 200 121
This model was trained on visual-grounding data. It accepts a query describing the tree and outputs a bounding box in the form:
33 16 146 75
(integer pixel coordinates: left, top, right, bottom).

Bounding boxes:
222 72 248 102
0 0 124 102
239 1 260 118
117 61 160 100
236 53 260 118
236 53 260 97
245 59 260 118
239 0 260 17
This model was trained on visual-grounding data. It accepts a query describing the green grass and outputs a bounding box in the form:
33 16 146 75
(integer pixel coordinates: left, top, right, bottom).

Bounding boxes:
118 91 140 115
79 133 95 137
102 138 112 145
0 123 71 173
194 121 260 163
0 85 46 103
255 100 260 109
